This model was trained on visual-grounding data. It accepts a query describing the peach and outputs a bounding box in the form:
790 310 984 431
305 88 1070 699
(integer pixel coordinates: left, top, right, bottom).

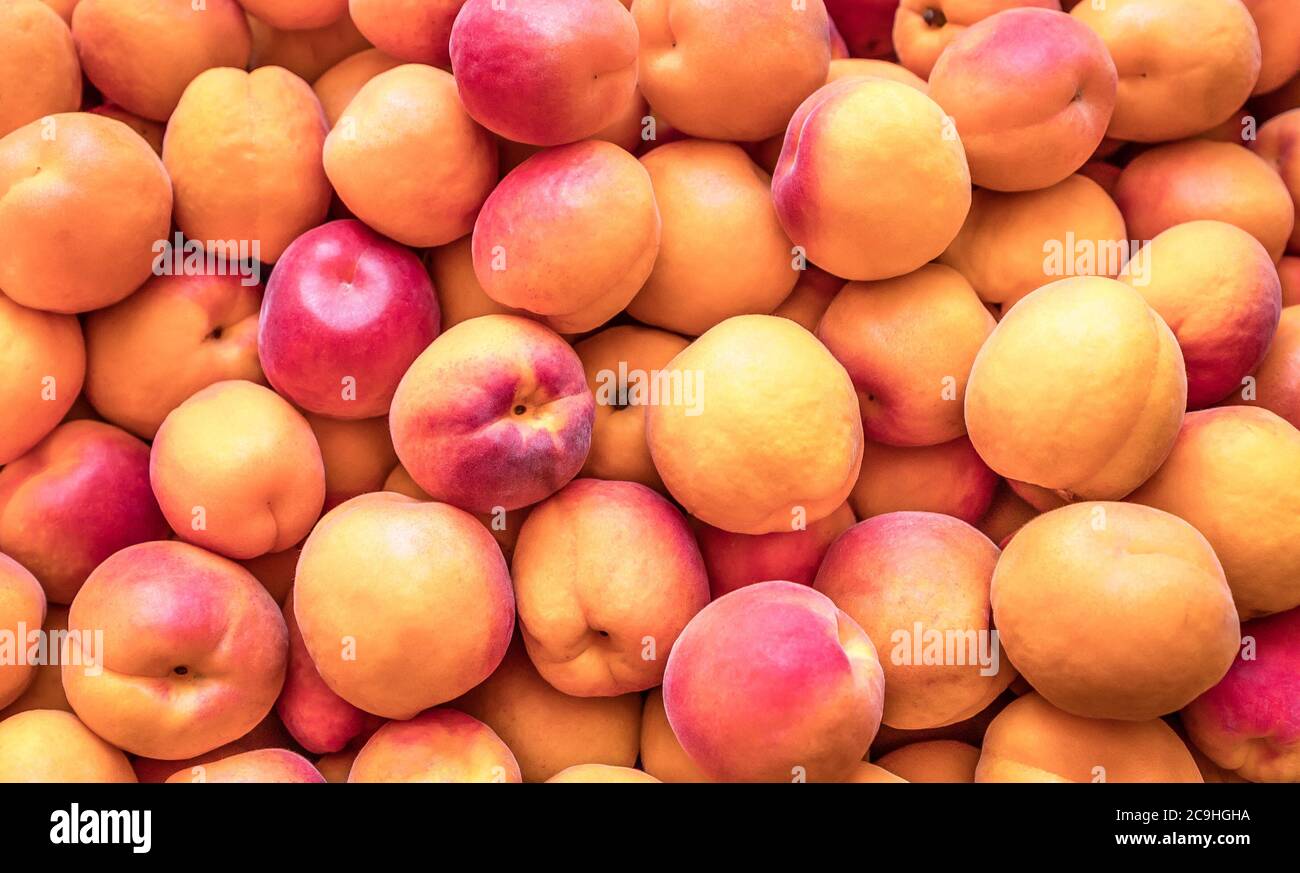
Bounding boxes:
0 710 134 782
312 49 402 127
63 540 288 759
425 235 523 329
512 479 709 696
976 481 1040 545
248 11 371 82
1182 606 1300 782
1243 0 1300 95
164 66 331 265
0 0 81 138
1115 140 1295 264
260 220 440 419
0 293 84 464
1120 221 1282 409
574 325 690 491
1128 407 1300 619
977 693 1202 782
0 112 172 314
629 140 797 336
697 503 856 601
0 605 69 719
772 77 971 281
1252 109 1300 255
639 687 710 783
634 0 831 142
646 315 863 535
390 315 593 513
850 437 997 524
294 493 515 719
305 414 398 511
663 581 885 782
928 8 1117 191
382 463 531 562
455 636 642 782
546 764 659 783
0 554 45 711
349 709 521 783
241 0 348 31
167 748 326 784
450 0 637 146
815 512 1013 729
1071 0 1262 142
825 0 900 59
71 0 250 121
893 0 1061 79
0 421 170 605
324 64 497 248
819 264 994 446
83 272 264 440
991 501 1240 720
965 277 1187 499
350 0 462 67
1236 306 1300 427
939 174 1128 313
847 762 909 783
875 740 981 783
472 141 660 333
771 265 846 333
150 381 325 560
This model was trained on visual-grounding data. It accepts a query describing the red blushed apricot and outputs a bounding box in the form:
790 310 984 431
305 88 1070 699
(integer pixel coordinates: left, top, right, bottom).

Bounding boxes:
167 748 326 784
547 764 660 783
816 513 1014 729
663 581 885 782
895 2 1063 80
425 235 524 329
512 479 710 697
875 740 981 782
771 265 846 333
164 67 331 264
696 503 856 601
71 0 250 121
304 414 398 511
150 381 326 560
0 710 135 783
324 65 498 248
294 493 516 719
1243 0 1300 95
772 77 971 281
64 541 288 760
1253 109 1300 255
88 103 164 155
1120 221 1282 409
1072 0 1261 142
241 0 348 30
1115 140 1295 264
0 421 170 605
390 315 593 513
850 437 997 524
248 12 371 82
928 8 1116 192
0 554 45 711
634 0 830 142
1235 306 1300 427
350 709 522 783
312 49 402 127
472 141 660 333
825 0 900 60
818 264 995 447
0 113 172 314
450 0 637 146
0 0 80 138
639 687 711 783
0 293 83 465
350 0 462 66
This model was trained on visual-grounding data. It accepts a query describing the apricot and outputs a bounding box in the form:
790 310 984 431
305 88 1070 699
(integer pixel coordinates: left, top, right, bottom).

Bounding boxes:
965 277 1186 499
847 762 909 783
546 764 659 783
472 141 660 333
303 414 398 511
819 264 994 446
239 545 299 606
1128 407 1300 619
455 636 642 782
771 265 846 333
939 174 1128 312
39 0 80 23
0 710 134 782
646 315 863 535
928 8 1117 191
350 0 462 67
893 0 1060 79
629 140 797 336
825 0 899 60
130 712 298 783
0 421 170 605
425 235 523 329
634 0 830 142
991 501 1240 720
574 325 690 491
850 437 997 524
167 748 326 784
1120 221 1282 409
1071 0 1262 142
1252 109 1300 255
247 11 371 82
0 0 80 139
0 554 45 711
64 541 288 759
0 293 84 464
88 102 164 155
241 0 348 31
772 77 971 281
0 605 69 720
312 49 402 127
663 581 885 782
1243 0 1300 95
294 493 515 719
350 709 521 783
324 64 497 248
1236 306 1300 427
1258 70 1300 119
1282 256 1300 306
874 740 980 783
697 502 856 601
0 113 172 314
639 687 710 783
975 481 1040 545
